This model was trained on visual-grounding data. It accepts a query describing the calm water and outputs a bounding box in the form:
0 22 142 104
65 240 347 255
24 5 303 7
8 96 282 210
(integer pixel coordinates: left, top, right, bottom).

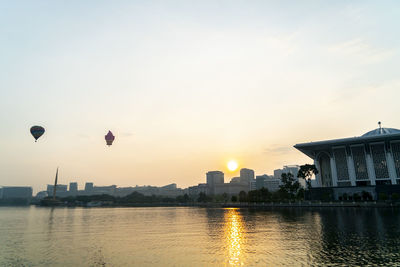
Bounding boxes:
1 207 400 266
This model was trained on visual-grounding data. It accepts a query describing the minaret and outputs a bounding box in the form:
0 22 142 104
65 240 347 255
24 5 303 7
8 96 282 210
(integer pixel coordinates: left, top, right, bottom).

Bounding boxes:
53 167 58 201
378 121 382 134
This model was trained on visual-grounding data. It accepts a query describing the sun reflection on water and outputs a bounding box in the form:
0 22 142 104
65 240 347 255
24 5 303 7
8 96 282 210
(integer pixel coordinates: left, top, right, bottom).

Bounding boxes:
224 208 245 266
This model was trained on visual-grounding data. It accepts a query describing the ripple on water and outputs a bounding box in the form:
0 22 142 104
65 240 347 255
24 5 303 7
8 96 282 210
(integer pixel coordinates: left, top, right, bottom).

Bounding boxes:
0 207 400 266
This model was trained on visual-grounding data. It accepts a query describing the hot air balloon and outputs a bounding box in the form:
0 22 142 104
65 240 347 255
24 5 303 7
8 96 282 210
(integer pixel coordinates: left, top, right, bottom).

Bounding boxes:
30 126 45 142
105 131 115 146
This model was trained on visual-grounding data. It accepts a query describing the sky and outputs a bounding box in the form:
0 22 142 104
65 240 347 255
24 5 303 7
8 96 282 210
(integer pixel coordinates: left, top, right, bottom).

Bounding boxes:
1 0 400 193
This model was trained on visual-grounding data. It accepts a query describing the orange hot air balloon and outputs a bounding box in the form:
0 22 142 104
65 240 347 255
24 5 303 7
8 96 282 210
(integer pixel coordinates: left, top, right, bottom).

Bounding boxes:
105 131 115 146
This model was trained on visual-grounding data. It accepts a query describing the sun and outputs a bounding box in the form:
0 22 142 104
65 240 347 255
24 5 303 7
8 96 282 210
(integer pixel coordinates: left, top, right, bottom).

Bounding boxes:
227 160 238 171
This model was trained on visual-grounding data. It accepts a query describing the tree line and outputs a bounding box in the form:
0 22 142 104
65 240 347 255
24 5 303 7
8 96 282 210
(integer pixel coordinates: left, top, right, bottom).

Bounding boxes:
53 191 193 205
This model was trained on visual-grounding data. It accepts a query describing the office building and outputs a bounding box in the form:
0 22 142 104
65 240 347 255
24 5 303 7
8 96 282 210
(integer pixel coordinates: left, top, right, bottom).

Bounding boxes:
1 186 32 199
206 171 224 195
255 175 281 192
240 168 255 184
84 182 94 192
274 165 300 179
47 184 68 197
206 171 224 185
69 182 78 193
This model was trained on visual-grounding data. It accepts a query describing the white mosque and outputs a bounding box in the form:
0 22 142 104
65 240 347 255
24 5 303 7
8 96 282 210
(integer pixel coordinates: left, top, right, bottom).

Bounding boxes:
295 123 400 193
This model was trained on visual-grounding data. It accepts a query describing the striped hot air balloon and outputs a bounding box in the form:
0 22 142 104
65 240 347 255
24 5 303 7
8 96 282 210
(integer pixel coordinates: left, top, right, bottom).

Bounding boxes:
105 131 115 146
30 126 45 142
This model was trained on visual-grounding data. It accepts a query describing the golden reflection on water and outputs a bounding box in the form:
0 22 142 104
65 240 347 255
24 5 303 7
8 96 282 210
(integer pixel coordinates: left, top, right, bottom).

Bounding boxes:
224 208 245 266
1 207 400 266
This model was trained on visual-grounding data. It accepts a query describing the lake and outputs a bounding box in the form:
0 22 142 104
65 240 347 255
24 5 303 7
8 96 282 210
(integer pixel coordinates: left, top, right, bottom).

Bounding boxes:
0 206 399 266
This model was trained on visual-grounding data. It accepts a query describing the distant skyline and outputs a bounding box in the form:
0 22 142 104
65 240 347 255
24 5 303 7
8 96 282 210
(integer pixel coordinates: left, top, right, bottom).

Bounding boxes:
1 1 400 193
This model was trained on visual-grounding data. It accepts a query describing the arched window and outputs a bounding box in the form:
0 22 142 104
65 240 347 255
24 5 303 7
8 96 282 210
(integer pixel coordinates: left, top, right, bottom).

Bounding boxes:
351 145 369 180
370 143 389 179
333 147 349 181
391 142 400 178
319 153 332 187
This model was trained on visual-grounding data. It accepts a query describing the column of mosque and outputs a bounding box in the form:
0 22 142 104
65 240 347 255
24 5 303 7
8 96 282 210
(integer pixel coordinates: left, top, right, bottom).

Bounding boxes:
386 145 398 185
346 147 357 186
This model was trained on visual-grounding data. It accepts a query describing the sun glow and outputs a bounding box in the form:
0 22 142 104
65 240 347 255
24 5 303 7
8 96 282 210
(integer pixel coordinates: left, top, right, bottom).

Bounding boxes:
227 160 238 171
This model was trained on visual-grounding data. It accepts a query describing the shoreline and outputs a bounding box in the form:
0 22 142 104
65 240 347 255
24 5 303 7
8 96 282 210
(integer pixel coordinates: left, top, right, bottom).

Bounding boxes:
28 201 400 208
3 201 400 208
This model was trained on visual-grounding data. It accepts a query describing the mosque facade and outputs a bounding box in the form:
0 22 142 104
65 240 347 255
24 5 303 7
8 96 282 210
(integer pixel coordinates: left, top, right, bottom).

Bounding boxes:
294 124 400 199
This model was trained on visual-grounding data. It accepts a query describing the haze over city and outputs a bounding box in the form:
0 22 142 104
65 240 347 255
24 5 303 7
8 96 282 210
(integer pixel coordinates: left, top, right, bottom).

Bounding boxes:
1 1 400 193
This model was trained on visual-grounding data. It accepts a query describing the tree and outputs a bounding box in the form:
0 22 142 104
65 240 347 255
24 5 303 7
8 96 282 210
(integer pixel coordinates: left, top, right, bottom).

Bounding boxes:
214 194 225 203
198 192 207 203
280 173 300 200
239 191 247 202
298 164 319 189
231 195 238 202
246 188 271 203
222 192 229 203
176 195 185 203
247 190 258 203
296 188 305 200
277 187 289 201
260 187 270 202
362 191 372 201
379 192 388 201
271 191 280 202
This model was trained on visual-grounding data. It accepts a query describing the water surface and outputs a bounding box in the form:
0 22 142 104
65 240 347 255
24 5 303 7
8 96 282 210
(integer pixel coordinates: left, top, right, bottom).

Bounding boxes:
0 206 399 266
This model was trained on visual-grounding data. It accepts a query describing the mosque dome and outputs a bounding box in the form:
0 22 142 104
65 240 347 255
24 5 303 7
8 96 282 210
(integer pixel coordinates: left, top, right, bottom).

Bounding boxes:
362 127 400 137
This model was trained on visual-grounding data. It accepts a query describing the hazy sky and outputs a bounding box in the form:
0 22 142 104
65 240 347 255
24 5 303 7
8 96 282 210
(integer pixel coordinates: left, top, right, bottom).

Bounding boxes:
1 1 400 193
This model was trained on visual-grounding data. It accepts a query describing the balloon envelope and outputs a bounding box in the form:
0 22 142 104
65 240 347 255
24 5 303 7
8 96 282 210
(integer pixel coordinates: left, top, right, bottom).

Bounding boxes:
105 131 115 146
30 126 45 142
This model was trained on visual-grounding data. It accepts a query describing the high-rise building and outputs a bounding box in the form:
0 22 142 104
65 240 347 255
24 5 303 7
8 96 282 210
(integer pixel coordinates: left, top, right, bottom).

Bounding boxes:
250 180 257 191
274 165 304 187
1 186 32 199
206 171 224 185
206 171 224 195
240 168 255 184
188 183 209 196
255 175 281 192
256 175 268 189
264 178 281 192
274 165 300 179
46 184 68 197
85 182 94 192
92 185 116 195
69 182 78 192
